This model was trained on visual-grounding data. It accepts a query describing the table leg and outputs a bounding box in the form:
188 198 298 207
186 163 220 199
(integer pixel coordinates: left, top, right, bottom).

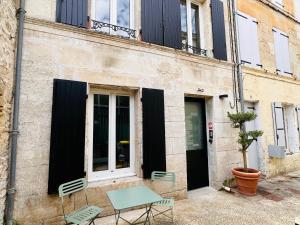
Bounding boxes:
144 204 153 225
114 209 121 225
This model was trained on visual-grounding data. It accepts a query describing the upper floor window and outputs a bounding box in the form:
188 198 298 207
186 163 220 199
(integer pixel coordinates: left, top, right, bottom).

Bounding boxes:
91 0 135 37
273 28 292 75
237 12 261 67
180 0 206 56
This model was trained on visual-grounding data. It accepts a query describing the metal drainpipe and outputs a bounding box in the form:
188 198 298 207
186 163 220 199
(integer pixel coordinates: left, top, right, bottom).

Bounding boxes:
231 0 245 113
5 0 26 224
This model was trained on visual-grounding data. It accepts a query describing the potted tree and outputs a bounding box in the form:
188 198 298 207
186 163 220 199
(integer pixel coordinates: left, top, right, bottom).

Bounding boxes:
228 111 263 196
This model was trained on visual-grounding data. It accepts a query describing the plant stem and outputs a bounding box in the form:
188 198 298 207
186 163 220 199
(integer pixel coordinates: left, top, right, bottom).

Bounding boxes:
242 150 247 169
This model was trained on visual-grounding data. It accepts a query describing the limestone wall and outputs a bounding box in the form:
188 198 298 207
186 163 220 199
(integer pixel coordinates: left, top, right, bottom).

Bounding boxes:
238 0 300 177
12 18 240 224
0 0 17 223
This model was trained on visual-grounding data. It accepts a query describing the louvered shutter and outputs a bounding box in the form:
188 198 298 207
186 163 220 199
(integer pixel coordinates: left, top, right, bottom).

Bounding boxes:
211 0 227 60
56 0 88 27
163 0 182 49
141 0 164 46
273 29 291 75
272 102 287 147
48 79 87 194
237 13 260 66
142 88 166 179
295 0 300 20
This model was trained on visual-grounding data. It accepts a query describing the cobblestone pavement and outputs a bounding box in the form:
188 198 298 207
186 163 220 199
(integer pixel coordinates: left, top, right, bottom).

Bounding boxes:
96 171 300 225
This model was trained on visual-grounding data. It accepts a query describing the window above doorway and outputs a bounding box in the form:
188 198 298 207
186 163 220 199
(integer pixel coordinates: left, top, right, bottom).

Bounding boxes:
180 0 207 56
91 0 136 38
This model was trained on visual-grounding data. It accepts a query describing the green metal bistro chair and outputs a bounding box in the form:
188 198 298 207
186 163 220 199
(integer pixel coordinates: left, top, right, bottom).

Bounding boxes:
150 171 176 223
58 178 103 225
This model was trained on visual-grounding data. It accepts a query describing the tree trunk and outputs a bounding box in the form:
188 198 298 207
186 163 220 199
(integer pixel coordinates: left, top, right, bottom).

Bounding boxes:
242 150 247 169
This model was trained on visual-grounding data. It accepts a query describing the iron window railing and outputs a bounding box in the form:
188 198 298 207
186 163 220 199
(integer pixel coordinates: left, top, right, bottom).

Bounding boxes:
182 43 207 57
90 19 136 39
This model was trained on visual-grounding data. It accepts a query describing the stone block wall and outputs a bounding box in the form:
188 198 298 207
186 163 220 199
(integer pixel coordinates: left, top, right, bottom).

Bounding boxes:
0 0 17 223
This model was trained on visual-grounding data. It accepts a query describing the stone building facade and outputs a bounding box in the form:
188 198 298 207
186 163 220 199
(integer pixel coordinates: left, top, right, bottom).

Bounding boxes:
3 0 300 224
0 0 17 223
10 0 243 224
236 0 300 177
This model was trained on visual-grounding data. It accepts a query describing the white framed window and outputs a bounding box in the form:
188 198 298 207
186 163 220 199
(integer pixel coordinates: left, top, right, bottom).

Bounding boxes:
91 0 135 35
180 0 205 53
87 90 135 182
237 12 261 67
272 102 300 152
273 28 292 75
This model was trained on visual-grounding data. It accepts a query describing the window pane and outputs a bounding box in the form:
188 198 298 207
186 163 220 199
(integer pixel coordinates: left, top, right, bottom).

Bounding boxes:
180 0 188 46
117 0 130 28
95 0 110 33
116 96 130 169
95 0 110 22
191 4 200 49
93 94 109 172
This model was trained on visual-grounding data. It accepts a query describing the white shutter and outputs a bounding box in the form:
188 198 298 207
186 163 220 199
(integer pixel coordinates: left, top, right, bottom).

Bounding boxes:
285 106 298 152
279 34 291 74
237 13 252 64
295 0 300 20
273 28 291 75
237 12 260 66
272 102 287 147
250 20 261 66
273 29 283 72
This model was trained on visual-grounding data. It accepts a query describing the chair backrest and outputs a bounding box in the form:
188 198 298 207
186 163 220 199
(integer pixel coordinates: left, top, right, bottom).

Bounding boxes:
58 178 87 197
151 171 176 183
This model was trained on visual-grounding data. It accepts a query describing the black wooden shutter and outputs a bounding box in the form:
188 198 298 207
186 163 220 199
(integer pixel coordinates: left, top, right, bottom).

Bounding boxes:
141 0 164 46
56 0 88 27
48 79 87 194
142 88 166 179
163 0 182 49
211 0 227 60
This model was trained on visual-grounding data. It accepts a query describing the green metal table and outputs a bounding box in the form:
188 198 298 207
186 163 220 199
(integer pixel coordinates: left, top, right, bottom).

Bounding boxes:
107 186 163 225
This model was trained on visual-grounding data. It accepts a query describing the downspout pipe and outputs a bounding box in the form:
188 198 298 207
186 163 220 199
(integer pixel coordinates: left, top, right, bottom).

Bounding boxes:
5 0 26 224
231 0 245 113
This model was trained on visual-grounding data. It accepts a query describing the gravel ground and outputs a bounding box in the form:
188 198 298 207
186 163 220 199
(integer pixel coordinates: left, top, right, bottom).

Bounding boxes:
96 171 300 225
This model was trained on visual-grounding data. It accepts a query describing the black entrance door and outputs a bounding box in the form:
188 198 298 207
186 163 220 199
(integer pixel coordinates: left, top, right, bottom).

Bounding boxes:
185 98 209 190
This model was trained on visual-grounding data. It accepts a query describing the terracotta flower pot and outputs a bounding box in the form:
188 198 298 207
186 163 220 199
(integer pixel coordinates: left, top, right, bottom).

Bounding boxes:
232 167 261 196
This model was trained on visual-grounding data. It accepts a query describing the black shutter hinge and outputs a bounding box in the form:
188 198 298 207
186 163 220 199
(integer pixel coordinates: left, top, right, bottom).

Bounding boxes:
86 95 88 99
140 97 143 102
141 164 144 170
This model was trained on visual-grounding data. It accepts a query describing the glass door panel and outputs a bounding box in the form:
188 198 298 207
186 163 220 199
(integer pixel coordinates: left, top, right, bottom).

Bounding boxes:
93 94 109 171
185 101 205 151
116 96 130 169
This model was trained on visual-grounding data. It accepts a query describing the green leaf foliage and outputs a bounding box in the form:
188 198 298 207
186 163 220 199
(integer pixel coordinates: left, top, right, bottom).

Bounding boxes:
227 111 264 169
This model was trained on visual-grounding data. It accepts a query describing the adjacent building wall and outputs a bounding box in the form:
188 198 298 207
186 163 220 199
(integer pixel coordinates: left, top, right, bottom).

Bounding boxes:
238 0 300 177
0 0 17 223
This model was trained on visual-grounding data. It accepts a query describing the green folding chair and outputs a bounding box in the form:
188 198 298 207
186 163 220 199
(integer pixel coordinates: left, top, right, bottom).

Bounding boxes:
59 178 103 225
150 171 176 223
